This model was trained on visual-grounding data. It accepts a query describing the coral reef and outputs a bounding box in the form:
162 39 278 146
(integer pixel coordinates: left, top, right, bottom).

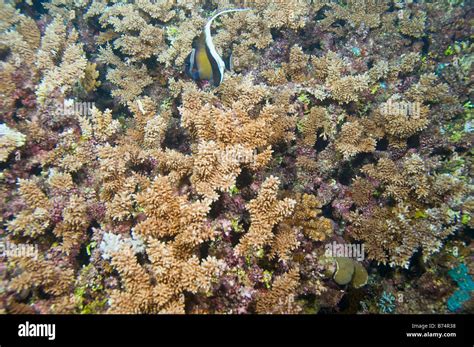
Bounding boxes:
0 0 472 315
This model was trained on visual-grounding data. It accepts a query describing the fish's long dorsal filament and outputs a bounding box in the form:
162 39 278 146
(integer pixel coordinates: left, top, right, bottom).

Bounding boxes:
204 8 250 86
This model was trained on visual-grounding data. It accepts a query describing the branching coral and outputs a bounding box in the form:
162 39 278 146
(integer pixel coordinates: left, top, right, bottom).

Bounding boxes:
374 98 430 147
349 153 467 267
8 256 75 313
290 193 333 242
35 21 88 104
256 268 302 314
236 176 296 255
108 241 224 313
179 76 294 200
133 175 214 250
98 45 153 104
6 179 51 237
335 119 376 160
101 172 226 313
0 124 26 162
398 9 426 38
328 1 388 29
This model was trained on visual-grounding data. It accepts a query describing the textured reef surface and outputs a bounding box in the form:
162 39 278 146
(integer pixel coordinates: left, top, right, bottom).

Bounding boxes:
0 0 472 314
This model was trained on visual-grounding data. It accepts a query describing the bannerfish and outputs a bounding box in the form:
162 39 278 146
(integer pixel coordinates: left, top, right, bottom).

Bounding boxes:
185 8 250 87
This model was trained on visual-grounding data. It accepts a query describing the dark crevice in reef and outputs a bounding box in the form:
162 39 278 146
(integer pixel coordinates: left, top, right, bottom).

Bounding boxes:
76 223 99 267
455 145 469 154
337 162 354 185
236 168 253 191
0 161 9 172
338 153 374 185
376 263 394 278
314 131 329 152
77 243 91 267
29 164 43 177
164 125 191 153
352 152 375 169
199 241 210 259
386 197 397 207
331 19 347 28
407 250 427 278
93 82 119 111
136 252 151 267
321 203 335 219
0 47 11 61
430 146 452 158
304 40 322 53
270 28 284 40
406 134 420 149
421 36 430 56
130 160 155 176
71 168 89 186
339 288 367 314
209 195 225 219
376 137 389 151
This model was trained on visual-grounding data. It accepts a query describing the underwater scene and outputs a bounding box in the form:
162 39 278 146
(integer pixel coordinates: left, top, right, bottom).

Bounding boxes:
0 0 472 315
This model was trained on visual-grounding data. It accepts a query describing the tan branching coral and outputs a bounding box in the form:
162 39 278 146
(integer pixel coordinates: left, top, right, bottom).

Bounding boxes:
100 171 226 313
98 45 153 103
236 176 296 255
0 124 26 162
398 9 426 38
180 76 294 200
106 191 135 222
376 98 429 145
35 20 88 104
6 207 50 238
328 74 369 104
291 193 333 242
143 110 171 149
80 62 101 93
53 194 90 254
350 177 374 207
45 129 96 173
261 0 309 30
8 256 75 313
300 106 343 145
362 154 430 202
147 148 194 186
284 45 311 83
269 193 334 261
6 178 51 237
134 175 214 251
349 202 459 268
328 1 388 29
0 10 40 71
350 151 467 268
79 107 121 143
406 73 453 104
269 224 300 262
47 170 75 192
108 241 224 314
